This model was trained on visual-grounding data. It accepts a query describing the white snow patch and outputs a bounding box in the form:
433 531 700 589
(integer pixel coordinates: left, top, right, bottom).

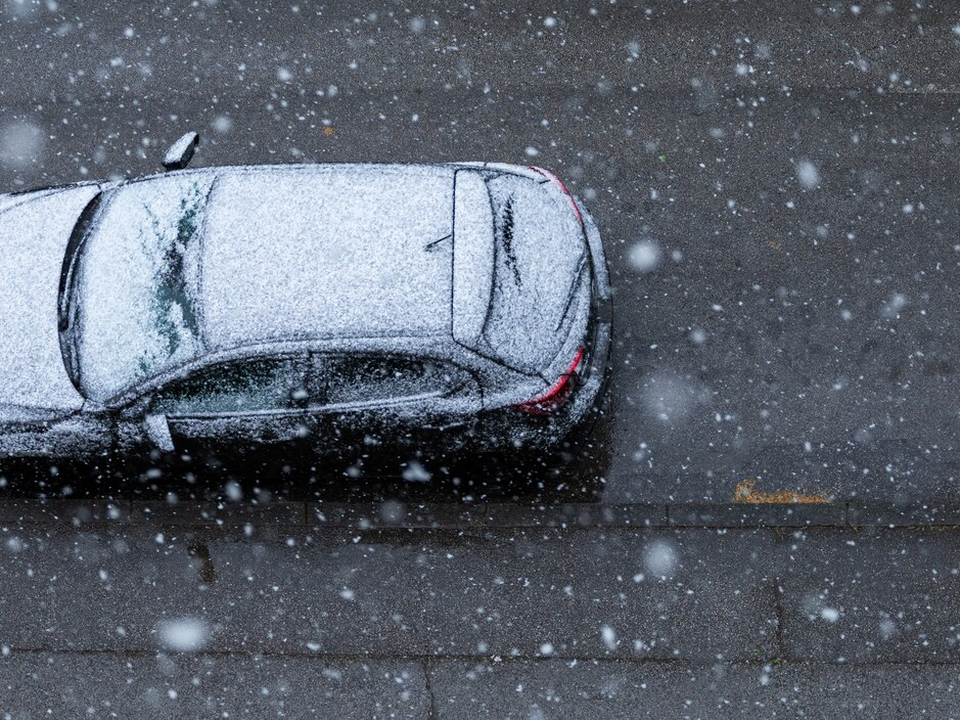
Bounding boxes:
4 0 39 19
879 617 897 640
795 160 820 190
0 119 44 168
528 706 547 720
643 540 679 579
211 114 233 134
224 481 242 501
600 624 617 651
402 461 431 483
820 607 840 623
759 665 771 686
627 239 661 273
5 537 23 552
882 293 907 319
158 617 210 652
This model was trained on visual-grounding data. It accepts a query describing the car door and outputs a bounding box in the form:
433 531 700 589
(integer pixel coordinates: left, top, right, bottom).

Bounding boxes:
147 354 311 453
302 352 482 454
0 405 112 461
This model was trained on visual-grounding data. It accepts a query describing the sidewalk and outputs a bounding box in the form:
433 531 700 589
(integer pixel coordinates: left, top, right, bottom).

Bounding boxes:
1 498 960 718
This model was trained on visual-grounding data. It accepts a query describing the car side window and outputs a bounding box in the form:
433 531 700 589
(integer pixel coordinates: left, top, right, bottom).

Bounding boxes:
152 356 304 417
309 354 468 406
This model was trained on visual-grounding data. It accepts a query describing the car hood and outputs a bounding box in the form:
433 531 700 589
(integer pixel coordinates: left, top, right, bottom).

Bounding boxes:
0 185 99 415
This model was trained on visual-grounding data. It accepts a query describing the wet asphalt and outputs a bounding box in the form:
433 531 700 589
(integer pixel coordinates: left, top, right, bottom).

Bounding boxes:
2 0 959 503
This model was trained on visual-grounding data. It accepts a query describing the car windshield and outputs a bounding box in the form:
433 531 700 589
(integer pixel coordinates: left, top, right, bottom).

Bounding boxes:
63 173 214 402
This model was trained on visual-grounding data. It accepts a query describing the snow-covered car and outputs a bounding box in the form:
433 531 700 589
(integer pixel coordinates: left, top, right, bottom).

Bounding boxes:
0 145 611 463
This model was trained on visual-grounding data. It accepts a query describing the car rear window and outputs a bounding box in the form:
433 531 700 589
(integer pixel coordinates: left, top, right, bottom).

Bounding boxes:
482 174 586 372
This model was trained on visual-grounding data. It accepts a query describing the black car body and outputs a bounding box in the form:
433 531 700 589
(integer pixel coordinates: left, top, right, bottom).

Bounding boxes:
0 161 611 462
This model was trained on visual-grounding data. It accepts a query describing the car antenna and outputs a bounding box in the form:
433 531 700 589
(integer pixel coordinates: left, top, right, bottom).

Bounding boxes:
162 131 200 171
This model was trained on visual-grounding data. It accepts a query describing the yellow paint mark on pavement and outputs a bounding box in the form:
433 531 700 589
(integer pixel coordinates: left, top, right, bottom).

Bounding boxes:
733 478 830 504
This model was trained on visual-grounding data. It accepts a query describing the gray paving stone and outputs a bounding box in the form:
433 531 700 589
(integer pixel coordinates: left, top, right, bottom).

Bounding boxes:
0 525 778 661
0 499 130 524
129 500 306 526
200 527 777 661
0 652 428 720
307 503 668 529
428 660 960 719
0 524 209 650
847 503 960 527
310 501 485 529
480 503 666 528
777 529 960 663
668 503 845 528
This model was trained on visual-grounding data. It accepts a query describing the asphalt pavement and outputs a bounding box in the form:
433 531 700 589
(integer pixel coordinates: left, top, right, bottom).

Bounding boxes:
2 0 960 717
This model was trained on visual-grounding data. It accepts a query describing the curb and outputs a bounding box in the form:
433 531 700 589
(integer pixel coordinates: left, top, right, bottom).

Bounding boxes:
1 499 960 530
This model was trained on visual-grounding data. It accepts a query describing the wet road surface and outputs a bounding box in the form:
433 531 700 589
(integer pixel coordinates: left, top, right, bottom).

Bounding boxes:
2 1 960 716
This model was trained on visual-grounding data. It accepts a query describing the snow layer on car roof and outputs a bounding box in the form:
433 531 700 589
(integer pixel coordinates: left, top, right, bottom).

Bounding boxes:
200 165 455 349
0 186 98 412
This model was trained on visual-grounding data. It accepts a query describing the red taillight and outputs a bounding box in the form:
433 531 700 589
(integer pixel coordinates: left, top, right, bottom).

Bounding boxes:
512 347 585 415
528 166 584 228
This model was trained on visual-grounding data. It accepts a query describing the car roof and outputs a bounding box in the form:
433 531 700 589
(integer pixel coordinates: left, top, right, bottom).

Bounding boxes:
197 164 457 349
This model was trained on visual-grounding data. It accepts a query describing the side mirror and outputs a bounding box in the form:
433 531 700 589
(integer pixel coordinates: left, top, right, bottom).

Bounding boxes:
161 131 199 171
144 413 175 453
